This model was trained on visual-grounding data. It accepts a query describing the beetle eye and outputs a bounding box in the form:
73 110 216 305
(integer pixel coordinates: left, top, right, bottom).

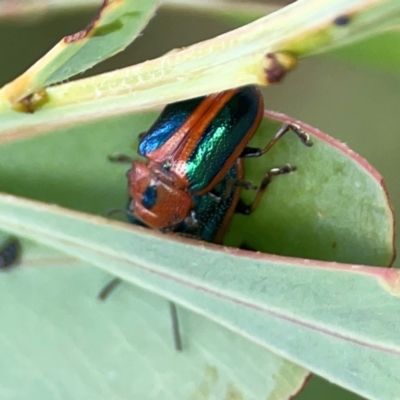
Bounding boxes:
142 185 157 210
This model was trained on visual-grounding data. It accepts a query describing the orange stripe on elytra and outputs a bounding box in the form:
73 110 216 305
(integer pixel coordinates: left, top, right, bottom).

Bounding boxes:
168 90 239 186
172 90 238 165
194 87 264 195
147 92 233 164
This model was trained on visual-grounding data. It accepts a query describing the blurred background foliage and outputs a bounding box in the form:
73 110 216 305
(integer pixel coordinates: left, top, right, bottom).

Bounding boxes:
0 1 399 399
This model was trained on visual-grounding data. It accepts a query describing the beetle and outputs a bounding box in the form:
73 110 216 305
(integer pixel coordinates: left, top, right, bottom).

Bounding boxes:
101 159 296 352
102 85 312 350
129 85 310 231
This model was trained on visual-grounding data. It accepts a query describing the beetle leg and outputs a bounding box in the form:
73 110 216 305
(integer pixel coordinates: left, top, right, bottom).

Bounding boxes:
169 302 183 351
207 190 222 202
239 242 256 251
138 131 147 141
98 278 122 300
98 278 183 352
216 176 258 201
183 210 199 228
235 164 296 215
234 180 258 190
240 123 312 158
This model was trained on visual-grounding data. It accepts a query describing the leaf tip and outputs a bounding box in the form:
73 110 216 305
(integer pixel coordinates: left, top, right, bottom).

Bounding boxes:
63 0 109 44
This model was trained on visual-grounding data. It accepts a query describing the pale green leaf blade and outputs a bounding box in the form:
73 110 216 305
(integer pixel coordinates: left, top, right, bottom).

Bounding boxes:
0 194 399 400
0 239 307 400
2 0 400 142
0 107 396 399
226 110 395 266
0 106 396 400
0 110 394 267
2 0 161 104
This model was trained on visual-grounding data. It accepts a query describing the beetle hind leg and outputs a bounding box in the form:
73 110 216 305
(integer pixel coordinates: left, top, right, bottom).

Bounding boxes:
240 123 313 158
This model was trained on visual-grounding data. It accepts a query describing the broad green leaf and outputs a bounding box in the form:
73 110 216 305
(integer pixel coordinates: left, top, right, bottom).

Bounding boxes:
0 239 307 400
226 110 395 266
1 0 161 105
1 0 400 141
0 110 396 399
0 194 398 400
4 1 398 75
0 110 394 267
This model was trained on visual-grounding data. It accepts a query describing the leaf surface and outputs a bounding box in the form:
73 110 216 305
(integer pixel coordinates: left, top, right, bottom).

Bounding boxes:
1 0 400 143
0 110 397 400
1 0 161 105
0 239 308 400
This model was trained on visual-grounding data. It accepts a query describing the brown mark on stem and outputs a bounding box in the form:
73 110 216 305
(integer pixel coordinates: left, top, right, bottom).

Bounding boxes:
17 88 49 113
264 52 298 85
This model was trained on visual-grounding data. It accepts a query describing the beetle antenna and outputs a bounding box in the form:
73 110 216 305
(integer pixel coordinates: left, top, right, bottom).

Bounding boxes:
106 208 134 218
107 154 134 163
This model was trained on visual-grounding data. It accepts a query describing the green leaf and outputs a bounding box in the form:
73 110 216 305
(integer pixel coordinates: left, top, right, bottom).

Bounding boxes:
1 0 161 105
0 110 394 267
0 110 396 399
0 239 307 400
226 110 394 266
2 0 400 138
0 194 399 400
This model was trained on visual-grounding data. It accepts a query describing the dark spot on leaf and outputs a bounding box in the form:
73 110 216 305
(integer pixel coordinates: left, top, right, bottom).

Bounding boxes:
333 15 351 26
0 238 21 270
332 241 337 249
92 19 124 37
